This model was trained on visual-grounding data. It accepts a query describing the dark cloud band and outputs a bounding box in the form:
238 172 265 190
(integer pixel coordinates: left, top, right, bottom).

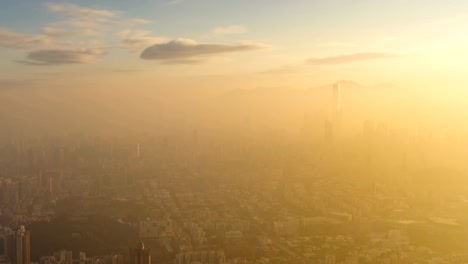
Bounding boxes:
140 39 267 63
17 48 104 66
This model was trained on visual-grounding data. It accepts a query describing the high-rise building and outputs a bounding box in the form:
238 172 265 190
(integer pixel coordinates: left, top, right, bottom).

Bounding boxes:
332 82 341 114
136 143 140 159
0 234 7 257
54 250 72 264
11 226 30 264
79 252 87 264
129 242 151 264
325 255 336 264
174 250 225 264
105 254 124 264
40 256 56 264
332 82 343 135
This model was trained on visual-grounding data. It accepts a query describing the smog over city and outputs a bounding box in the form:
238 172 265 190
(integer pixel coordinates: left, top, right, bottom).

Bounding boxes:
1 1 468 264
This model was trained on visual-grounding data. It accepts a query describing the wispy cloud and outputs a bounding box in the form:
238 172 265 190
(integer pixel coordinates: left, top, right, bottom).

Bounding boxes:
111 69 147 73
46 3 118 31
41 27 99 38
212 25 247 36
47 3 119 18
162 59 204 65
45 3 152 37
115 18 152 26
0 27 102 51
306 52 400 65
1 3 158 66
140 39 267 64
116 30 167 53
166 0 185 6
17 48 105 66
0 28 51 49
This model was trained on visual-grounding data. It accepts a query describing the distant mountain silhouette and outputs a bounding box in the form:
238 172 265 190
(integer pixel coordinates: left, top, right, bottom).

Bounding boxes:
221 81 398 100
309 80 397 91
214 80 405 130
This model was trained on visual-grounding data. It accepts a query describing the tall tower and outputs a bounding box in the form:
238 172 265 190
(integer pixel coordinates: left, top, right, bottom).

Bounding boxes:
330 82 343 141
332 82 342 126
332 82 341 114
14 226 30 264
136 143 140 160
129 242 151 264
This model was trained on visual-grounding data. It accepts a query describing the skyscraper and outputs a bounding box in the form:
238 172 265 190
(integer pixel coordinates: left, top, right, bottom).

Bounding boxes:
0 231 13 259
136 143 140 159
332 82 341 114
129 242 151 264
325 254 336 264
332 82 342 127
12 226 30 264
53 250 73 264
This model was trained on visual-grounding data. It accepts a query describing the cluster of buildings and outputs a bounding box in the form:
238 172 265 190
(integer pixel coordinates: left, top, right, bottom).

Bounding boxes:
0 87 467 264
0 226 30 264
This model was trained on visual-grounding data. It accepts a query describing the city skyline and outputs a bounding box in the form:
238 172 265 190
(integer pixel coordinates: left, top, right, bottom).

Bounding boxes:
1 1 468 137
1 1 468 264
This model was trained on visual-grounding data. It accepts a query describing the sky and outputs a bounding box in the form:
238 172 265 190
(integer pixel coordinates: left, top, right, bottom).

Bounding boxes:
1 0 468 88
1 0 468 136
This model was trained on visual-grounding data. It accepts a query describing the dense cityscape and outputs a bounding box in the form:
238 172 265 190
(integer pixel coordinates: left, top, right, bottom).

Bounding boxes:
0 83 467 264
2 1 468 264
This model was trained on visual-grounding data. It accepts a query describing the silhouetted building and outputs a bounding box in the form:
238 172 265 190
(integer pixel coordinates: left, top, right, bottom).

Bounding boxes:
79 252 87 264
39 256 56 264
136 143 140 159
129 242 151 264
7 226 30 264
332 82 341 114
0 234 7 258
329 81 344 142
332 82 342 126
105 254 125 264
53 250 72 264
174 250 225 264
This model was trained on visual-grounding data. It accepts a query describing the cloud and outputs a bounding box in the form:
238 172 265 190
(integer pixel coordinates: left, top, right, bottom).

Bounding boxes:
162 59 204 65
306 52 400 65
166 0 185 5
111 69 147 73
41 27 99 37
140 39 267 63
47 3 119 18
116 30 167 52
46 3 119 32
63 19 106 30
17 48 105 66
41 27 73 37
116 18 152 26
212 25 247 35
0 28 51 49
0 27 100 51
